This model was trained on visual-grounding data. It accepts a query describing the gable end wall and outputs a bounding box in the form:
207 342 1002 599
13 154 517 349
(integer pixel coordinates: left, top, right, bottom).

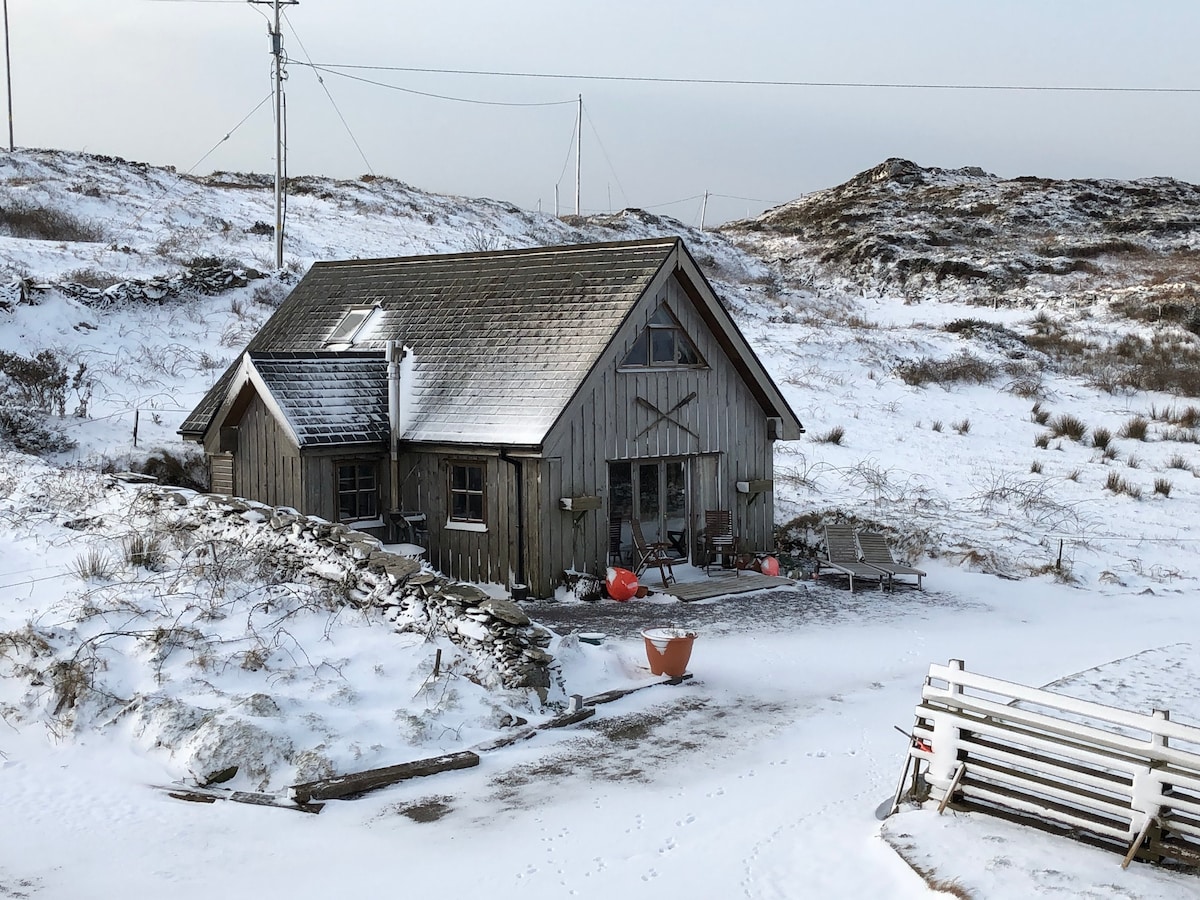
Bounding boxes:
538 270 775 586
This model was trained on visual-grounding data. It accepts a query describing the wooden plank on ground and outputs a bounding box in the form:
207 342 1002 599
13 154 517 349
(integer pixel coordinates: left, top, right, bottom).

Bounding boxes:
542 707 596 729
662 573 794 602
290 750 480 804
584 673 694 706
154 784 325 814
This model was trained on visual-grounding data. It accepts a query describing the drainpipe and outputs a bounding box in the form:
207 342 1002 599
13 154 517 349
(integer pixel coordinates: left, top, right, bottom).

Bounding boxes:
386 340 403 540
500 449 526 590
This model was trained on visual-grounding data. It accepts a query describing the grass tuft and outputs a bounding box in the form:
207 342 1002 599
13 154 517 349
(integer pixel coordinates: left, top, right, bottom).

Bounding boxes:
1048 413 1088 442
813 426 846 445
1119 416 1150 441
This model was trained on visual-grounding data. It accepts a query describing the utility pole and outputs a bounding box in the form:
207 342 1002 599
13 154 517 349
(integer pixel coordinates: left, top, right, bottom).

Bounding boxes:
575 94 581 216
249 0 298 270
700 190 709 231
3 0 13 151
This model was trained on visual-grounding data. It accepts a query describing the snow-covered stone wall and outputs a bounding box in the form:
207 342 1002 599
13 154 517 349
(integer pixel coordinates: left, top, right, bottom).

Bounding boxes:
145 488 557 696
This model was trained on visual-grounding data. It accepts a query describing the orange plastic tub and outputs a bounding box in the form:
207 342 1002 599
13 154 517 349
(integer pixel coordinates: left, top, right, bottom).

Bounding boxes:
641 627 698 677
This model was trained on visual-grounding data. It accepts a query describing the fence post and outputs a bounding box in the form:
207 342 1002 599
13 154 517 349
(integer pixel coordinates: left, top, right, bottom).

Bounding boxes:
949 659 965 697
1152 708 1170 750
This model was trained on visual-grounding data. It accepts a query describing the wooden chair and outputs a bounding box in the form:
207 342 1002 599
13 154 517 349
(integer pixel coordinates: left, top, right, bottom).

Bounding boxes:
631 518 677 586
703 509 740 576
607 515 626 567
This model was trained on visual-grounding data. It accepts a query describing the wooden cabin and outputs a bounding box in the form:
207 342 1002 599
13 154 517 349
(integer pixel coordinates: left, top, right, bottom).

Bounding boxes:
180 237 803 596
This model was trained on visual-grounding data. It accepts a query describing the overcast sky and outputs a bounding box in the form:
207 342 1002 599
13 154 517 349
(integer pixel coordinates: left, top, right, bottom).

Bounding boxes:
6 1 1200 224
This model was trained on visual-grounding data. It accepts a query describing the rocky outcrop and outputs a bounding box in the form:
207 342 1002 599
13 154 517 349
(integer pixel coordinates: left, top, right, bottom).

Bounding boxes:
724 158 1200 312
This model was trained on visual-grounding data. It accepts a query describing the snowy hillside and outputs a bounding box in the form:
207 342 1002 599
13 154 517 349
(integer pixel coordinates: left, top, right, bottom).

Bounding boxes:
1 149 1199 898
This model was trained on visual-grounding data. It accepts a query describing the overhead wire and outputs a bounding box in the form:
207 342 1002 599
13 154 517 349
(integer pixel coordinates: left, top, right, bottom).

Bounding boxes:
283 12 375 176
298 63 577 108
554 114 578 195
108 91 273 248
307 62 1200 95
581 102 627 211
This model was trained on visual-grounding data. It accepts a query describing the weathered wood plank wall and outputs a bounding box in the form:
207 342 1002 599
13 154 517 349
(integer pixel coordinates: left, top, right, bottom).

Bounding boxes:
538 270 776 590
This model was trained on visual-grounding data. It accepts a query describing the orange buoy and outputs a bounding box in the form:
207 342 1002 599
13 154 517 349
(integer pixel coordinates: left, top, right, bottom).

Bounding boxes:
605 567 638 602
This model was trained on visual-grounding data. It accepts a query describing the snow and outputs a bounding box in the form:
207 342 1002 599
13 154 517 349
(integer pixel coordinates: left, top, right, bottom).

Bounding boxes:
1 149 1199 897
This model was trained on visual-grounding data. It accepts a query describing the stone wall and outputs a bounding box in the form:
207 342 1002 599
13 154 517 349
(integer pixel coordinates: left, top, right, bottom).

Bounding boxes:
146 489 558 697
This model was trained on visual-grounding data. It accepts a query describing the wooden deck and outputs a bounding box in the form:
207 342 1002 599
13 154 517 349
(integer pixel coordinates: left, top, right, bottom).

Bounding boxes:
658 572 795 602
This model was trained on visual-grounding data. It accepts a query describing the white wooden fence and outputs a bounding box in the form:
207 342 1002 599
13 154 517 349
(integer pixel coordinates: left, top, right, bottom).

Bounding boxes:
907 659 1200 868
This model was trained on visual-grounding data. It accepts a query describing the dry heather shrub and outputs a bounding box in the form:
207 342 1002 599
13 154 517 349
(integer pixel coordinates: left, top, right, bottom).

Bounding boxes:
895 352 998 387
1172 405 1200 428
0 198 107 242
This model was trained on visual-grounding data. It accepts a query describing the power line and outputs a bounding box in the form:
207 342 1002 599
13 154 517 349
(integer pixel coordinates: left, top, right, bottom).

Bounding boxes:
307 62 1200 95
581 103 627 211
300 63 577 108
283 13 374 176
109 92 271 247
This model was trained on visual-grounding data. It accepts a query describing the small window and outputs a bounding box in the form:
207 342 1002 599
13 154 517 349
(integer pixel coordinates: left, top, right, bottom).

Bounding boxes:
449 461 486 523
325 306 379 347
337 462 378 521
621 305 705 368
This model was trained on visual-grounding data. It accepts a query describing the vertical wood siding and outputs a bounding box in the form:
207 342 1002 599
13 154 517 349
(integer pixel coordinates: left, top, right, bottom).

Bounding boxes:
232 394 303 510
541 271 776 584
396 450 521 590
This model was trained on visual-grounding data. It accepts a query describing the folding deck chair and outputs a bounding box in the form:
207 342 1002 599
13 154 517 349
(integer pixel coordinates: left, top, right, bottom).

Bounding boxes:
856 531 926 590
631 518 677 587
817 524 885 591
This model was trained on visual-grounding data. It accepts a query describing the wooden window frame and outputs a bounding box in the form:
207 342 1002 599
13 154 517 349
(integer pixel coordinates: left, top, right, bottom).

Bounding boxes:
619 305 706 370
447 460 487 528
324 305 380 348
336 460 380 524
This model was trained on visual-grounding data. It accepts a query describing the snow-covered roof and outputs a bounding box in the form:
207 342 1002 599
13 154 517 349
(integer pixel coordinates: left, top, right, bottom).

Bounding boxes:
184 238 681 446
249 352 389 447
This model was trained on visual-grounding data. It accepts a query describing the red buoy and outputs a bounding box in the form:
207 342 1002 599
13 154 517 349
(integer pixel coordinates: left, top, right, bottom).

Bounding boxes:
605 567 638 601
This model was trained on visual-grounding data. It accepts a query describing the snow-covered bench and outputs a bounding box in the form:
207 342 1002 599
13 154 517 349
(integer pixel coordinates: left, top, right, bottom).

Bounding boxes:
904 659 1200 869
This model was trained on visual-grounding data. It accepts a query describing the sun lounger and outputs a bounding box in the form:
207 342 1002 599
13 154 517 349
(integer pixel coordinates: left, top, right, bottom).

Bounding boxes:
856 531 926 590
818 524 885 591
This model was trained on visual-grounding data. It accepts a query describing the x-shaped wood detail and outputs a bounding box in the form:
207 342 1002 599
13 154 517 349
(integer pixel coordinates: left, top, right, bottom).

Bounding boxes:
635 391 698 438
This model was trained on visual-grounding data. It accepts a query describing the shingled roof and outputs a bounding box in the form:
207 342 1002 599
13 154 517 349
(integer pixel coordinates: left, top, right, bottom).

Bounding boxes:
251 352 389 447
182 238 680 445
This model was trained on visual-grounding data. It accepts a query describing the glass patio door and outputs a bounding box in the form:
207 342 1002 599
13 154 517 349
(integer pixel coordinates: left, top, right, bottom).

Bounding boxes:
610 459 689 562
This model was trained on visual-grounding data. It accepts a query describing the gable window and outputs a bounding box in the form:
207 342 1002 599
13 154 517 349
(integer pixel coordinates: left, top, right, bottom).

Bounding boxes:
620 305 705 368
449 461 486 524
325 305 380 348
337 462 379 522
